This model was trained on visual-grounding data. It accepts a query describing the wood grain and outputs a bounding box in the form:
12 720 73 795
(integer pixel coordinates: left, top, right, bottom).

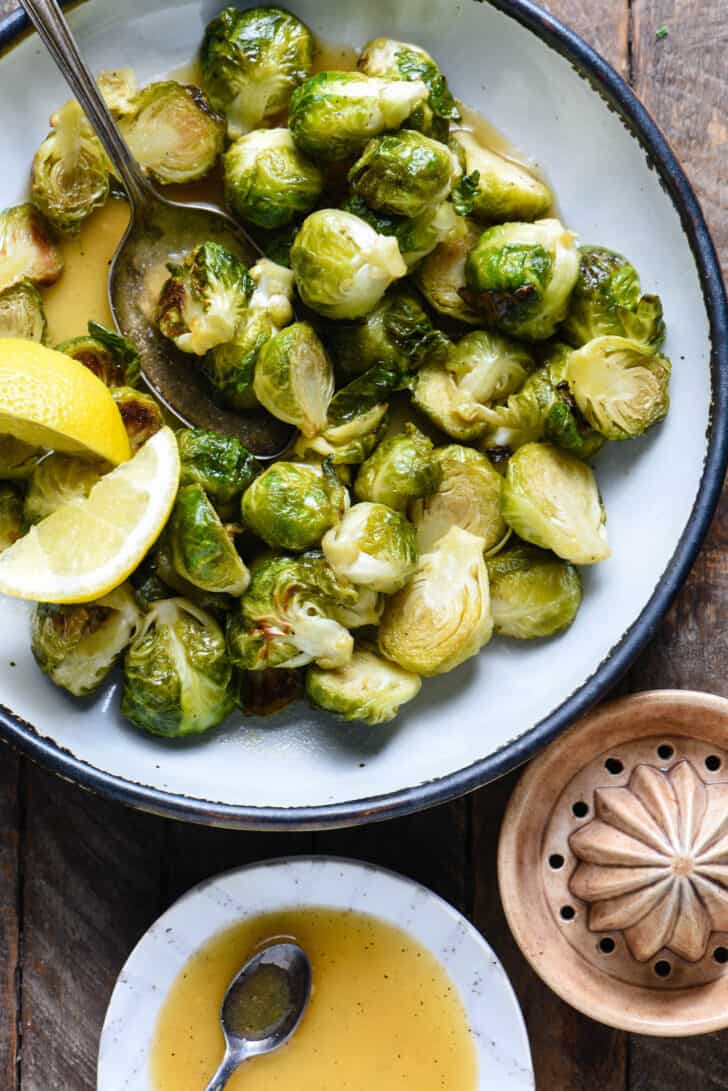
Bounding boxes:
0 748 20 1091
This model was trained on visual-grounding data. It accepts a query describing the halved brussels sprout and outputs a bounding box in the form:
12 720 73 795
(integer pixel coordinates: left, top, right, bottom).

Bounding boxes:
241 461 348 551
358 37 459 142
169 483 250 596
201 6 314 138
379 525 492 675
31 582 142 696
121 597 234 738
0 435 43 480
57 320 141 388
294 363 397 466
0 203 63 291
290 209 407 320
342 194 463 272
323 285 450 383
0 282 47 342
31 100 110 234
486 540 582 639
349 131 460 219
331 586 384 629
0 483 23 552
409 445 507 554
98 68 138 119
306 641 421 724
450 131 552 223
464 218 579 340
289 71 428 163
501 442 610 564
177 427 259 517
564 335 671 440
354 423 440 511
119 81 225 185
562 246 665 349
155 241 252 355
253 322 334 436
111 387 164 454
416 218 482 324
224 128 323 230
226 551 355 671
24 454 102 525
322 501 418 593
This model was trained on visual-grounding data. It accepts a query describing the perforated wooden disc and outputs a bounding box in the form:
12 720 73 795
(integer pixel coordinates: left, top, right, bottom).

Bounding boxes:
498 691 728 1035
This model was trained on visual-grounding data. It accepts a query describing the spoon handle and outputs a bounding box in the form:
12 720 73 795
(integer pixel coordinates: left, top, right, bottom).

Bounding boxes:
204 1051 245 1091
18 0 155 212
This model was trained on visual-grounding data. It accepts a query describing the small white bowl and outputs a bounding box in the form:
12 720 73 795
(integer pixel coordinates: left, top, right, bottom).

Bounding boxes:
97 856 534 1090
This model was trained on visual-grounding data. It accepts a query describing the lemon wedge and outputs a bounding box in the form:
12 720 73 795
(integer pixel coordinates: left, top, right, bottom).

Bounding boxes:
0 339 131 464
0 427 180 603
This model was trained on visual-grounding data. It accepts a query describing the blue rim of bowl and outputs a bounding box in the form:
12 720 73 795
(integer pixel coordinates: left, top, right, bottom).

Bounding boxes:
1 0 727 831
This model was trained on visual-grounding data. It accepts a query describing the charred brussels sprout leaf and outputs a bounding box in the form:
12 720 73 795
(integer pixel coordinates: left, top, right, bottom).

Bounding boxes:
322 501 418 594
224 128 323 230
169 484 250 596
31 100 110 234
254 322 334 437
0 483 23 552
121 598 234 738
409 444 508 554
241 461 348 551
57 320 141 387
24 454 102 525
111 387 164 454
291 209 407 320
450 132 552 223
289 71 428 163
348 131 460 219
0 282 47 342
501 442 610 564
486 540 582 639
226 551 355 670
177 428 259 517
562 246 665 349
31 583 142 695
465 219 579 340
358 37 459 141
379 525 493 676
0 203 63 291
201 6 314 138
416 218 482 325
155 241 252 355
306 641 421 724
355 424 440 511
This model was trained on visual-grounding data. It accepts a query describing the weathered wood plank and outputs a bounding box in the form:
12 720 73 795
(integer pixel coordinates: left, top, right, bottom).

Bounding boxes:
0 745 20 1091
544 0 630 75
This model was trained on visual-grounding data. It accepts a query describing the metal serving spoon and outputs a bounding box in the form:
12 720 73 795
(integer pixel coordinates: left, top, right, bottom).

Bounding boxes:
19 0 292 458
204 941 312 1091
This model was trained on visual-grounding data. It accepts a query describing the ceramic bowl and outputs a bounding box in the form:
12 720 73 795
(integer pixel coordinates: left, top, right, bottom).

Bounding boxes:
0 0 726 828
97 856 534 1089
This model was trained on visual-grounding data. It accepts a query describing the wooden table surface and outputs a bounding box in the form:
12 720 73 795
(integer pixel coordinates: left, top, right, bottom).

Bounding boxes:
0 1 726 1088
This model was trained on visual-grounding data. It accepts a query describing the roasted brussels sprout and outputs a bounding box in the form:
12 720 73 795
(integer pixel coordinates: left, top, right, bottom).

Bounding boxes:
379 525 492 675
110 387 164 454
241 461 348 551
409 445 508 554
331 586 384 630
0 483 23 552
226 551 355 670
169 484 250 596
224 128 323 229
306 641 421 724
450 131 552 223
31 100 110 234
201 6 314 138
31 582 142 696
354 424 440 511
322 501 418 594
501 442 610 564
358 37 459 142
294 363 396 465
57 320 141 388
486 540 582 639
562 246 665 349
323 286 450 383
133 533 235 616
416 218 482 324
98 68 138 119
349 131 460 219
0 282 47 342
119 81 225 185
465 218 579 340
155 241 252 355
290 209 407 320
24 454 102 525
0 203 63 291
289 70 428 163
0 435 43 480
563 335 671 440
413 329 534 442
121 597 234 737
254 322 334 436
177 428 259 517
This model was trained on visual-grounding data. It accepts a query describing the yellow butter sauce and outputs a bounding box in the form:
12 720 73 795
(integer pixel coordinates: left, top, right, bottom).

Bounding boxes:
151 907 479 1091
